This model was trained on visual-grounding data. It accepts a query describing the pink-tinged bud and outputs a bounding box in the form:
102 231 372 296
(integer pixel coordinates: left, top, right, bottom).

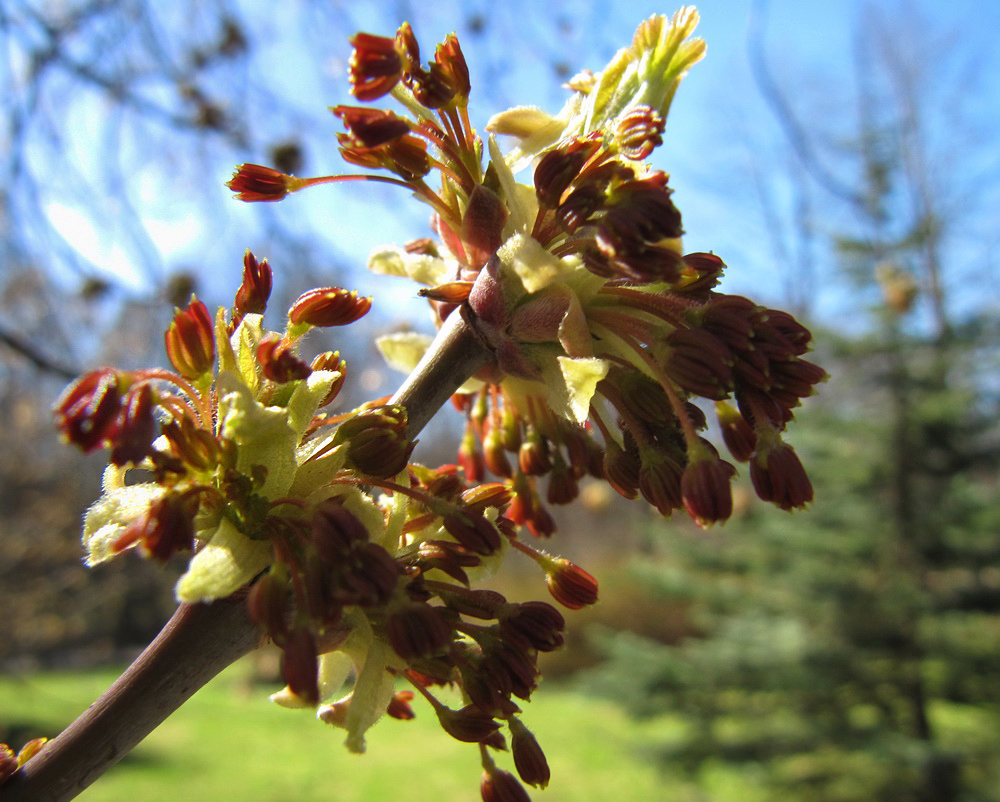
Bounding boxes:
257 336 312 383
227 163 293 202
499 601 565 653
54 368 123 453
716 401 756 461
750 439 813 510
234 250 272 316
112 493 197 562
481 767 531 802
165 298 215 380
544 557 598 610
386 691 416 720
436 704 501 743
681 451 737 527
337 405 414 478
443 511 502 555
282 628 320 706
612 104 665 161
110 384 157 466
386 603 453 660
349 32 404 101
509 718 550 789
289 287 372 328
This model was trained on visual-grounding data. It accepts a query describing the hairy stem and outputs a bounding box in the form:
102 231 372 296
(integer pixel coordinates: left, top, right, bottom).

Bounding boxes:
2 310 492 801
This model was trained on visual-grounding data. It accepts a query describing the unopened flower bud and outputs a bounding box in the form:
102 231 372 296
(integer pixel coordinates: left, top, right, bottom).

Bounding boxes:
281 628 320 706
289 287 372 328
436 704 501 743
612 104 665 161
337 405 414 478
165 298 215 380
386 691 416 720
543 556 598 610
386 603 452 659
509 717 550 789
443 511 502 555
481 767 531 802
349 32 404 101
113 493 196 562
681 448 736 527
499 601 565 652
750 438 813 510
257 336 312 383
54 368 123 453
110 384 157 466
227 163 294 202
716 401 756 461
234 250 272 317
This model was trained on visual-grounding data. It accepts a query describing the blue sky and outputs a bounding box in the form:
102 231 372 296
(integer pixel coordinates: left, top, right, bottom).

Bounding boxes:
24 0 1000 329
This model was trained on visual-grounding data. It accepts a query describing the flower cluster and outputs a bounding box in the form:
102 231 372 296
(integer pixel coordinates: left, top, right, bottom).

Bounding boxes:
53 7 825 801
229 8 823 546
55 250 595 794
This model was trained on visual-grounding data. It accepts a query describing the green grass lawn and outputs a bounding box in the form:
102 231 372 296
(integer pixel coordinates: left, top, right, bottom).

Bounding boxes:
0 659 681 801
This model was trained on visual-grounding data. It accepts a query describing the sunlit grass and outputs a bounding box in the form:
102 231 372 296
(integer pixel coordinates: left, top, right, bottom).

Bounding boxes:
0 659 679 801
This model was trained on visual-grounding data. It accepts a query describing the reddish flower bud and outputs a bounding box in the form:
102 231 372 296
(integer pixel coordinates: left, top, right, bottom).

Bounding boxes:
289 287 372 328
443 511 502 555
227 163 293 202
662 327 733 400
544 557 598 610
509 718 550 789
54 368 123 453
638 450 684 516
110 384 157 466
678 252 725 295
337 405 414 478
112 493 196 562
716 401 756 461
234 250 272 317
349 32 404 101
612 104 665 161
333 106 412 148
160 417 225 471
546 459 579 505
165 298 215 380
311 498 370 561
483 425 513 478
750 439 813 510
525 500 556 539
602 439 640 498
386 690 416 720
282 627 320 706
434 33 470 101
481 767 531 802
459 429 485 483
257 335 312 383
518 427 551 476
499 601 565 652
247 571 291 644
414 540 482 586
310 350 345 386
436 704 501 743
681 450 737 527
386 603 453 660
438 585 507 620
